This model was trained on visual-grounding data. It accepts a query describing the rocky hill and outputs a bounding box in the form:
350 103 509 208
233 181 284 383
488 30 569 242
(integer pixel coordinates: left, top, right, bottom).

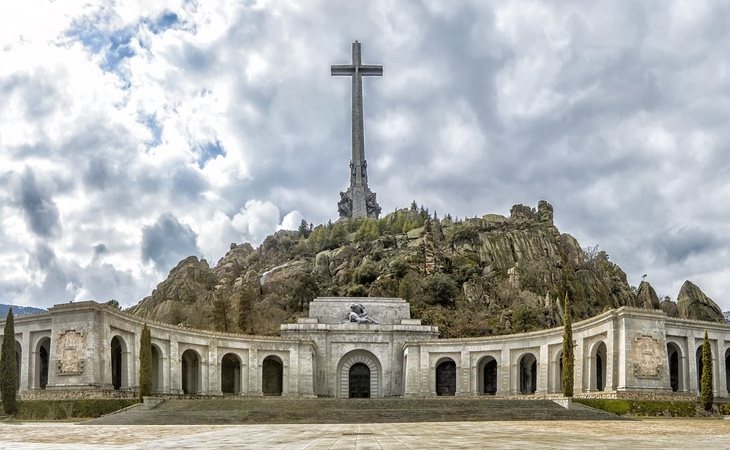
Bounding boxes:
128 201 725 337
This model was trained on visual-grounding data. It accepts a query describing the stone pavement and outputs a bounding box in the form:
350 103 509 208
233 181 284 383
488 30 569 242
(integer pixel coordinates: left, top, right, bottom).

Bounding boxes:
0 419 729 449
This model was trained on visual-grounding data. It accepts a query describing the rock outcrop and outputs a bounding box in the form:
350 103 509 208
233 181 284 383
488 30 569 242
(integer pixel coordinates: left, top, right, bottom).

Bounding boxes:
127 201 654 337
660 296 679 318
636 281 661 310
676 280 724 323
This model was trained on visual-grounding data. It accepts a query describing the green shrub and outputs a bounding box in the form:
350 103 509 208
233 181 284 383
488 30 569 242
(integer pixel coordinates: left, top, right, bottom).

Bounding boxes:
0 309 17 415
138 324 153 399
574 399 697 417
561 294 574 398
353 262 379 285
14 399 139 420
700 330 713 411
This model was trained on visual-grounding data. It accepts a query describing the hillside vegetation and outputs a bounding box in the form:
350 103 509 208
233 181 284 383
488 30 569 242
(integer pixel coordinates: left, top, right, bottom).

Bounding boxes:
128 201 724 337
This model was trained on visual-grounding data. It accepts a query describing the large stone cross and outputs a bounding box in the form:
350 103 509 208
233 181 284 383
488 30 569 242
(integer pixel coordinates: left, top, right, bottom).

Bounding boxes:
332 41 382 219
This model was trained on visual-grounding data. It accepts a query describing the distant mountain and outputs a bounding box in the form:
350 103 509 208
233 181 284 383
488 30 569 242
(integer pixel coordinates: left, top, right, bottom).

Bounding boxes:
0 304 46 317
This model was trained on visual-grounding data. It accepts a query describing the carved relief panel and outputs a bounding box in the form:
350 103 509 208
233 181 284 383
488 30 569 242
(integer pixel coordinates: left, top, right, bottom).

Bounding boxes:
56 329 86 375
632 334 662 379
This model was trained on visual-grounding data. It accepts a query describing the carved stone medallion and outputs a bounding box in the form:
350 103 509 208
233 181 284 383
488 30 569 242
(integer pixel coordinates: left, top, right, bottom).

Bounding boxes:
56 329 86 375
633 335 662 379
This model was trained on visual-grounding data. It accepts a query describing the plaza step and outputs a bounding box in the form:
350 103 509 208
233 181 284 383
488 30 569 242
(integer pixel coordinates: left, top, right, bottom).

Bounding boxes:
83 397 621 425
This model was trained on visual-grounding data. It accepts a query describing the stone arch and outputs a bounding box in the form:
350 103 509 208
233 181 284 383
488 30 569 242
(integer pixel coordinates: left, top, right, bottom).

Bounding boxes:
553 350 564 394
14 340 21 391
477 355 498 395
666 342 683 392
337 350 381 398
35 336 50 390
151 343 163 392
435 357 457 396
181 349 201 394
221 353 241 394
519 353 537 394
110 335 129 390
262 355 284 396
591 341 607 391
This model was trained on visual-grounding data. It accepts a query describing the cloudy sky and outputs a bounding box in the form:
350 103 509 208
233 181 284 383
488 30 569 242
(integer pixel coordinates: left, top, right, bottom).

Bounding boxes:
1 0 729 311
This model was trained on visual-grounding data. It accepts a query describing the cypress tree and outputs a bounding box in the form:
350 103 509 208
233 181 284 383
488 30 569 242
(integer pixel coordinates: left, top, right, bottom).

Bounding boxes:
1 308 18 415
138 324 152 400
561 294 574 398
700 330 713 411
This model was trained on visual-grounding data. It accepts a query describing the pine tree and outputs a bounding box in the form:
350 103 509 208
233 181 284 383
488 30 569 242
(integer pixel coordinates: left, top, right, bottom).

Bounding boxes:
138 324 152 400
700 330 713 411
561 294 574 398
0 308 17 415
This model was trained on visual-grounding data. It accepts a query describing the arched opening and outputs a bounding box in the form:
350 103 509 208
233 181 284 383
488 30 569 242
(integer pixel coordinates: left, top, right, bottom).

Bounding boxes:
262 355 283 396
151 344 162 392
435 359 456 396
667 343 682 392
337 350 381 398
221 353 241 394
519 353 537 394
14 341 21 391
110 336 127 390
726 348 730 394
594 342 607 392
36 337 50 390
181 349 200 394
478 356 498 395
696 345 707 394
349 363 370 398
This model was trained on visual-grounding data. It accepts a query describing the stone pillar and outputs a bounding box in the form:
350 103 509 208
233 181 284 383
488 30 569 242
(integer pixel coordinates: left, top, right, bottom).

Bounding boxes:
605 333 615 391
248 347 261 395
169 337 180 394
458 349 470 396
20 331 30 392
719 340 728 398
537 344 549 394
574 340 585 393
208 341 220 395
502 350 513 394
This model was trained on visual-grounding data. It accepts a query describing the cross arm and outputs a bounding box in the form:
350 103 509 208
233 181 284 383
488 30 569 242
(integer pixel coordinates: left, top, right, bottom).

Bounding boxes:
360 65 383 76
331 65 355 76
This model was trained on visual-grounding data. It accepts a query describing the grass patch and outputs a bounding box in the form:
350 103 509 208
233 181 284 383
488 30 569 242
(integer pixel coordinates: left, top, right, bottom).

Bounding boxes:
9 399 139 420
574 399 697 417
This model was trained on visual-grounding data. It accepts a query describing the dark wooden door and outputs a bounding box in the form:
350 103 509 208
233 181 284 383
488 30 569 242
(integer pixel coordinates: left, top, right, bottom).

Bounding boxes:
349 363 370 398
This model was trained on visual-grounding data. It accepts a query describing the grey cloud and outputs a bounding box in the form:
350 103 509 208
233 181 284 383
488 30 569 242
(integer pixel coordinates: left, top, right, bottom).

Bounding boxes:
15 169 61 238
141 213 200 271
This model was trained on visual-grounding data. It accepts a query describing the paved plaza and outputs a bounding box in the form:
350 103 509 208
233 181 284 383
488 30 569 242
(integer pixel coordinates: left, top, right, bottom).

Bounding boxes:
0 419 728 449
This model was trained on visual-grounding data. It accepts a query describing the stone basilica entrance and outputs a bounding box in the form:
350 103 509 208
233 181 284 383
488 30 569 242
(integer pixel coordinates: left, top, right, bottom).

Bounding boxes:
348 363 371 398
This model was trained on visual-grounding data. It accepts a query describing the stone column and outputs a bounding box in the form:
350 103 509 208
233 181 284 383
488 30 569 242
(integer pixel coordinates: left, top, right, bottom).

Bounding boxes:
502 350 513 394
574 338 585 393
718 340 728 398
605 333 615 391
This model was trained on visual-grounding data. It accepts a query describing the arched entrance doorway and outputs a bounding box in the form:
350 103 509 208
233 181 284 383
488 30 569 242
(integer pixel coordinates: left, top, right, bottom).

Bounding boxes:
435 359 456 396
667 343 683 392
337 350 381 398
519 353 537 394
110 336 126 390
594 342 607 391
36 337 50 389
349 363 370 398
221 353 241 394
478 356 498 395
262 355 283 396
181 349 200 394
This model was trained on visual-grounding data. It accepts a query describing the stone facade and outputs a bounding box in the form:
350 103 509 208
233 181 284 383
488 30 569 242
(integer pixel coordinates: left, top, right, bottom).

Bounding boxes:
3 298 730 400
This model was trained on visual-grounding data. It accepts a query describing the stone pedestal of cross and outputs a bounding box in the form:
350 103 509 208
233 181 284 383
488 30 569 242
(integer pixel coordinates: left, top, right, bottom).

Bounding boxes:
332 41 382 219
